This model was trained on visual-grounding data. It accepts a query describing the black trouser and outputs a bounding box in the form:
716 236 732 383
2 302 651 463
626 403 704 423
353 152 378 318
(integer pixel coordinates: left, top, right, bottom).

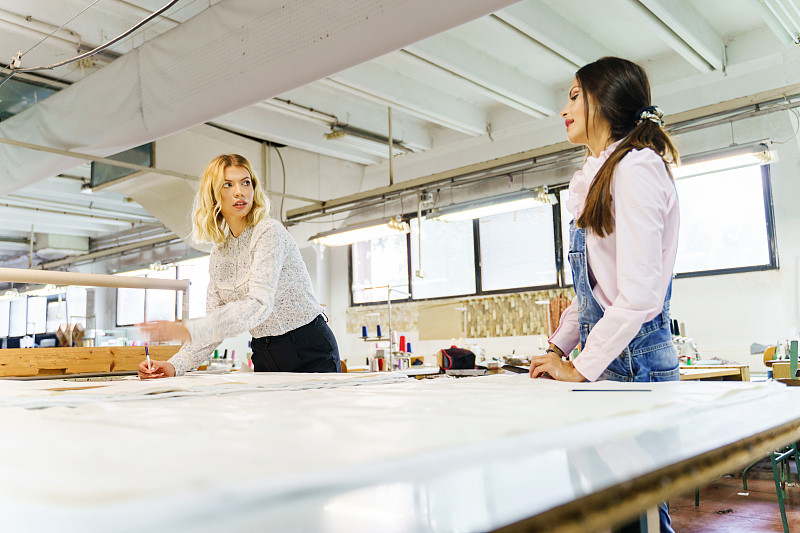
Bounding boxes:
250 315 340 373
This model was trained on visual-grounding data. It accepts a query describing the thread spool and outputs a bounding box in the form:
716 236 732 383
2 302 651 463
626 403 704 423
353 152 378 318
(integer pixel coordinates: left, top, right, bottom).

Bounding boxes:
399 335 406 352
361 325 368 338
376 324 382 337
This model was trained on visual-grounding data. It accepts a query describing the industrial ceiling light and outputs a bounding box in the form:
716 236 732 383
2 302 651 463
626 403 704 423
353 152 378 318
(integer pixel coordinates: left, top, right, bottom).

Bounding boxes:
426 189 550 222
759 0 800 45
325 126 413 159
0 288 20 301
310 216 409 247
672 147 773 180
23 284 62 297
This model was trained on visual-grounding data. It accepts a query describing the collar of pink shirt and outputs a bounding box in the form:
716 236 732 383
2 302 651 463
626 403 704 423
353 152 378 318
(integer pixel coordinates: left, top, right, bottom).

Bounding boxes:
566 139 623 219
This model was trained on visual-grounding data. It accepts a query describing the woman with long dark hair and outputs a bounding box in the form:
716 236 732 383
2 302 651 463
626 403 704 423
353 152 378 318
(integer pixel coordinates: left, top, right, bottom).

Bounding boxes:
529 55 679 532
530 56 680 384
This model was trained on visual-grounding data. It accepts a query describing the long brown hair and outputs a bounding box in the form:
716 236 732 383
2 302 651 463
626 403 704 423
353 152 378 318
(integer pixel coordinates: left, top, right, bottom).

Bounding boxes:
575 57 679 237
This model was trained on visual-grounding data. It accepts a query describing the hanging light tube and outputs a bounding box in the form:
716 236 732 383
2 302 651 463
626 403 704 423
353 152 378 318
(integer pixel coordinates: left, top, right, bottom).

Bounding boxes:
309 216 409 247
672 145 773 180
426 189 549 222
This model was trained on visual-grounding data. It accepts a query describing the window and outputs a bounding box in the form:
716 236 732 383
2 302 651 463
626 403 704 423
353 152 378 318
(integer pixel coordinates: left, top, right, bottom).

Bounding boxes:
0 300 9 337
346 152 777 304
410 217 475 299
177 257 210 319
27 297 47 334
479 206 558 292
9 298 26 336
46 298 67 333
351 232 409 304
145 267 178 322
674 164 776 276
559 189 573 286
116 261 211 326
116 269 148 326
66 287 87 327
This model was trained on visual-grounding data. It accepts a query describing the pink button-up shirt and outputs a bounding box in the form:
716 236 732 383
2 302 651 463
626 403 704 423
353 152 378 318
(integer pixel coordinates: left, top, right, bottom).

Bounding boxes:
549 141 680 381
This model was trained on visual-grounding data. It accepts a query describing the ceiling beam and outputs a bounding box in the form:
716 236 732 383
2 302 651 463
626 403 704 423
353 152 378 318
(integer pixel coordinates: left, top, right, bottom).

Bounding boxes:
0 204 148 231
3 194 159 224
755 0 800 47
323 61 488 136
287 82 800 222
612 0 722 72
0 135 318 203
492 3 614 69
0 217 123 236
636 0 725 70
403 33 557 117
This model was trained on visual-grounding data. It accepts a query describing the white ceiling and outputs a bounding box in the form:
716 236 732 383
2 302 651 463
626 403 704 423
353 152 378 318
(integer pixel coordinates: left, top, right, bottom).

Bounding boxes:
0 0 792 266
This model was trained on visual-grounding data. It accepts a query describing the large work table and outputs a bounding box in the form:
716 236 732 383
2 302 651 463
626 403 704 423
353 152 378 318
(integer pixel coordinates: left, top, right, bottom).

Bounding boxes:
0 372 797 532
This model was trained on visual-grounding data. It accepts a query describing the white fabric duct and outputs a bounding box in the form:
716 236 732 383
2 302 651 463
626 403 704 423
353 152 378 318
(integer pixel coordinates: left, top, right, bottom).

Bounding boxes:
101 172 207 250
0 0 518 195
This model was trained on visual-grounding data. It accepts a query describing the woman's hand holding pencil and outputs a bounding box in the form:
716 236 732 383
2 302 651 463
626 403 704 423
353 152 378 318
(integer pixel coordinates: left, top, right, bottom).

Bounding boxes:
138 346 176 380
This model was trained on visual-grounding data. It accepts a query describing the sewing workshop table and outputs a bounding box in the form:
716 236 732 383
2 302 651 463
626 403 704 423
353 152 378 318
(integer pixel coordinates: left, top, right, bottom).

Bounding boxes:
0 372 797 533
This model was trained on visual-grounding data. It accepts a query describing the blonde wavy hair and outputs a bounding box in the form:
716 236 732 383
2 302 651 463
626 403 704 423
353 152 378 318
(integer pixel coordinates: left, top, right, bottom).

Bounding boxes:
192 154 270 244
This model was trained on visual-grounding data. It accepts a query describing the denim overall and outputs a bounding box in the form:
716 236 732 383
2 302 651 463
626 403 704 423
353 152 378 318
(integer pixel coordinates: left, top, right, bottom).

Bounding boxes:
569 221 678 533
569 220 679 382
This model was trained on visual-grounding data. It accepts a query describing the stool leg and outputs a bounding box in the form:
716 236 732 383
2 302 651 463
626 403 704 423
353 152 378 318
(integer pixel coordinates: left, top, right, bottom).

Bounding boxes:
743 458 760 491
695 487 699 507
771 451 790 533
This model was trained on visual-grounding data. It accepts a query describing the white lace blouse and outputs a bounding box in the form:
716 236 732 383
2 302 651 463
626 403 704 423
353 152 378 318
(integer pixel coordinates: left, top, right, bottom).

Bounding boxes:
169 217 323 375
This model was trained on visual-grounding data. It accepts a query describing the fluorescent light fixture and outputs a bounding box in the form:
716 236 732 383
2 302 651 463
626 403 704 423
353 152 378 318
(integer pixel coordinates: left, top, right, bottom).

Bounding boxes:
310 216 409 247
325 127 412 159
0 289 20 301
672 150 773 180
426 190 549 222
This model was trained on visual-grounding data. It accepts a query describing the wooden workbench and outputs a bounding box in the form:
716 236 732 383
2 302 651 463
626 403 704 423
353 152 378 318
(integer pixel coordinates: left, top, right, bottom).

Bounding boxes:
0 345 181 377
680 364 750 381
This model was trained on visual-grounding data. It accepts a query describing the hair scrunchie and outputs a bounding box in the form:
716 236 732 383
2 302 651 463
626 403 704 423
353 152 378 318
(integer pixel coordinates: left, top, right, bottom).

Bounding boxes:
634 105 664 127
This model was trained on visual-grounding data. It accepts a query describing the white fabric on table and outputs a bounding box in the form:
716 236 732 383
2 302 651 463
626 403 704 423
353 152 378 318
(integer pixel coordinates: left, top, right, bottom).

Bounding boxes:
0 374 788 532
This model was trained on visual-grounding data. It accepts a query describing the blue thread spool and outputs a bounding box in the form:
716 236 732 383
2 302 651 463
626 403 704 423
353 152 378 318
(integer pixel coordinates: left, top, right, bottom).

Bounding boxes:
361 325 367 338
376 324 382 337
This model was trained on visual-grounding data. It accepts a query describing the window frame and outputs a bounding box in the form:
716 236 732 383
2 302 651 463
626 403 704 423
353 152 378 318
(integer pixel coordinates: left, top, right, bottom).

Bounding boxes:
115 269 180 327
349 197 568 306
673 164 778 279
346 161 778 305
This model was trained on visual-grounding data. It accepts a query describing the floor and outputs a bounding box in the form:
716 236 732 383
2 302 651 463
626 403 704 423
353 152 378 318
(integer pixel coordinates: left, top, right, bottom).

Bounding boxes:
669 458 800 532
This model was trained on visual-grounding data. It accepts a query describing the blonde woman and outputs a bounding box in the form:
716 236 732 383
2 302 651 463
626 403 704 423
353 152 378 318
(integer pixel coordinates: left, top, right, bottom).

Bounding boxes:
138 154 340 378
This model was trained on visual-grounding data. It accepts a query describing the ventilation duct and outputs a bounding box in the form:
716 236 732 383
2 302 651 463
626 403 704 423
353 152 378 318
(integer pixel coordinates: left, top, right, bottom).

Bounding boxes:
0 0 518 196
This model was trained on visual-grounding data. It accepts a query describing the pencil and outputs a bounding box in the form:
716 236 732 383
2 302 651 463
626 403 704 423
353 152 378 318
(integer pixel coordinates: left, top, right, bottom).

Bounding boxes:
145 345 151 372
